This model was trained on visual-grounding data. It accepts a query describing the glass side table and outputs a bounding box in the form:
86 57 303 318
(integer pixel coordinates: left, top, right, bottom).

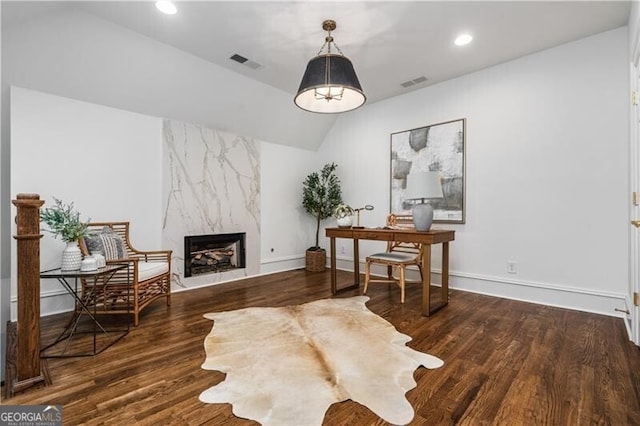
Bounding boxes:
40 264 130 357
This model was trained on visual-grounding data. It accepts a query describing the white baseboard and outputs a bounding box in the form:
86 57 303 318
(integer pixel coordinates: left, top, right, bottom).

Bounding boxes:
622 295 634 341
449 270 626 318
259 254 305 275
337 258 627 318
10 287 75 320
12 254 628 320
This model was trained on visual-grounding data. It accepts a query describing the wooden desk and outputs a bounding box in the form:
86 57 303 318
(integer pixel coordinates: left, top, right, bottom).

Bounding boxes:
326 227 455 316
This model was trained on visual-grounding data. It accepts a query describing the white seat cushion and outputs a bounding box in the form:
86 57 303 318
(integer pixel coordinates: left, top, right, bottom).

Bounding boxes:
368 252 417 262
138 261 169 281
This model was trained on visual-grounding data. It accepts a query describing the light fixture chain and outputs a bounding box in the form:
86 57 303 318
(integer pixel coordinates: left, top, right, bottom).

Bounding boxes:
316 40 329 56
332 41 344 56
316 40 344 57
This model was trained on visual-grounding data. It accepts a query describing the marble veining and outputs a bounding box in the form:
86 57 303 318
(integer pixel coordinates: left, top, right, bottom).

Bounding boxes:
162 119 260 288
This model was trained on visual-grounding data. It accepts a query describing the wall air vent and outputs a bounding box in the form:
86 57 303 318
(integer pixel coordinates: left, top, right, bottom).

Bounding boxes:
230 53 262 70
400 76 428 88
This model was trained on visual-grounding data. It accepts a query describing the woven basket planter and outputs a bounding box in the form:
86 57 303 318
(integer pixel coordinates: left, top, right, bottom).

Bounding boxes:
305 249 326 272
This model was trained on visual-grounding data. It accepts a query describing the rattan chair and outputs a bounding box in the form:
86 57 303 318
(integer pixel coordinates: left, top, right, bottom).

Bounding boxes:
363 214 423 303
79 222 172 326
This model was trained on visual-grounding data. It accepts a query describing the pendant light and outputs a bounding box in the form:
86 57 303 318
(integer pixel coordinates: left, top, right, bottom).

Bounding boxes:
294 20 366 113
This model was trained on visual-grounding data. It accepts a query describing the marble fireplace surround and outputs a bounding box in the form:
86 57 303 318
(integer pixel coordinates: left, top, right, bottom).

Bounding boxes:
162 119 260 290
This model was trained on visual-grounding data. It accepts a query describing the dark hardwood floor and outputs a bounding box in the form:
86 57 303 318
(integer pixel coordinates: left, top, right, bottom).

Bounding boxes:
3 269 640 425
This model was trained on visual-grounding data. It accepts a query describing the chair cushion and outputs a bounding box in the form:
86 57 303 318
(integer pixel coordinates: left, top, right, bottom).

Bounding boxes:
138 261 169 281
84 227 127 260
368 252 417 263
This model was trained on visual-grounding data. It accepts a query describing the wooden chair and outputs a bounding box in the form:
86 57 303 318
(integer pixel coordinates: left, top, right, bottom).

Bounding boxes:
79 222 172 326
364 214 423 303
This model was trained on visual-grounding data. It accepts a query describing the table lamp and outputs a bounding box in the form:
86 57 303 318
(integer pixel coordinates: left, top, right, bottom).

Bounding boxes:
353 205 374 228
405 171 443 231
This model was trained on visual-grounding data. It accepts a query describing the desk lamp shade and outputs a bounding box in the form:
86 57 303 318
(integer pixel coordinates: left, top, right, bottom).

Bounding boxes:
294 20 366 114
406 171 443 231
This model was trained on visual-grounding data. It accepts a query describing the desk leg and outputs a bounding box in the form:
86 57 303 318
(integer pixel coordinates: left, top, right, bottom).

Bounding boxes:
442 242 450 306
330 237 359 294
422 242 449 317
353 238 360 286
422 244 432 316
330 237 337 295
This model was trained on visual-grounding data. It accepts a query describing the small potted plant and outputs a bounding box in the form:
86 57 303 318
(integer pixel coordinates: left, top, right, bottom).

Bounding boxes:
333 204 354 228
302 163 343 272
40 198 90 270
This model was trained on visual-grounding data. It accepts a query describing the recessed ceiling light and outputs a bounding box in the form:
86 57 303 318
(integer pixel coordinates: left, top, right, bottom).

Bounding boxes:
454 34 473 46
156 1 177 15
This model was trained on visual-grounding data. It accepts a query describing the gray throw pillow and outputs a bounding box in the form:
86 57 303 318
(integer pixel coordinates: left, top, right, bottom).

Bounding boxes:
84 226 127 260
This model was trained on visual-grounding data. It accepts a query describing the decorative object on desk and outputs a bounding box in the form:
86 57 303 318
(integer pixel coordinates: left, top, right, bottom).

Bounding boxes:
199 296 443 426
40 197 90 271
80 256 98 272
92 252 106 268
302 163 343 272
294 19 365 114
390 118 466 223
333 204 354 228
405 171 443 231
60 242 83 271
353 204 374 228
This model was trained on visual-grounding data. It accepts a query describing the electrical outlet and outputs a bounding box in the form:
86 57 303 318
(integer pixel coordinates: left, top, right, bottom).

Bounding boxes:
507 261 517 274
339 245 345 255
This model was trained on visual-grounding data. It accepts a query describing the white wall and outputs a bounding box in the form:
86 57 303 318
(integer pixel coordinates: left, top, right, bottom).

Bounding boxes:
260 142 320 273
319 27 630 316
10 87 164 317
9 86 323 317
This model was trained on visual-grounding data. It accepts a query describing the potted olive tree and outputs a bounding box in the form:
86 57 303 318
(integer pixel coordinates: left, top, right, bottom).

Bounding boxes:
302 163 343 272
40 198 90 271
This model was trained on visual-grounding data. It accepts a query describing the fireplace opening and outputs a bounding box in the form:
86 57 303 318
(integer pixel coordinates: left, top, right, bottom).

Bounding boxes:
184 233 246 278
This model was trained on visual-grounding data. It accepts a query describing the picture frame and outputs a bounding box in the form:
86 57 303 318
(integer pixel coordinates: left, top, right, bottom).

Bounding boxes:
390 118 466 223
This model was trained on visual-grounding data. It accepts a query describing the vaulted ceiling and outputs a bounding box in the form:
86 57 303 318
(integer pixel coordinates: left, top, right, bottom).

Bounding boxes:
1 1 631 150
3 1 630 106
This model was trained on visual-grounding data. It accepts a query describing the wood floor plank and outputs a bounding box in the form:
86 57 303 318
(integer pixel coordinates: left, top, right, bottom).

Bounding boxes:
2 269 640 426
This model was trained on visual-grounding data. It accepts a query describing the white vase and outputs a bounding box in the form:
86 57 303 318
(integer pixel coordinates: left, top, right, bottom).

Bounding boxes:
412 202 434 231
336 216 353 228
61 241 82 271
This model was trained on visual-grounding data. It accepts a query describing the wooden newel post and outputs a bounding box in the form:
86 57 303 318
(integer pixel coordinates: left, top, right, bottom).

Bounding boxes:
5 193 49 397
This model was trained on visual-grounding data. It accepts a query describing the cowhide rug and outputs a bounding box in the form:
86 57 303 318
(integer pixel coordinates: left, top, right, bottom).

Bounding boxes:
199 296 443 426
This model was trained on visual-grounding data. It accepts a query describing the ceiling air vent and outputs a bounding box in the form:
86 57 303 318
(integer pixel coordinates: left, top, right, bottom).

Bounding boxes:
230 53 262 70
230 53 248 64
400 76 428 88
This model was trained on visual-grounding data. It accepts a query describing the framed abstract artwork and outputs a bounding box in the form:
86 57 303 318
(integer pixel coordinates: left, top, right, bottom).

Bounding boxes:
390 118 466 223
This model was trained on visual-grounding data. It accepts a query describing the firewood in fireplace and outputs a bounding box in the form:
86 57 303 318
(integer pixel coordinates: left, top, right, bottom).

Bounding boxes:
191 248 235 268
